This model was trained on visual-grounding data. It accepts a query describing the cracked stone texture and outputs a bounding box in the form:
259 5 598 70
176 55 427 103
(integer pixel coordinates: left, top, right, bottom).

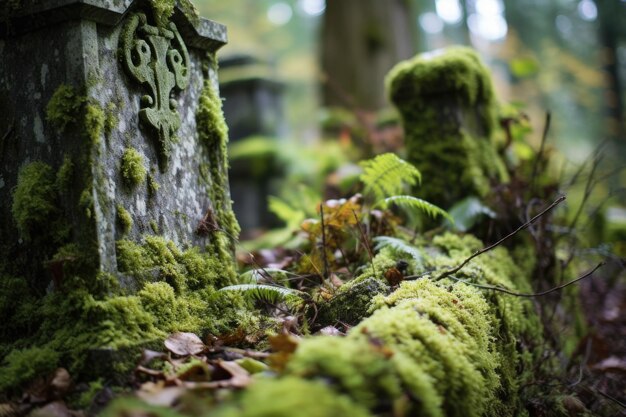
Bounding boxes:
0 0 231 289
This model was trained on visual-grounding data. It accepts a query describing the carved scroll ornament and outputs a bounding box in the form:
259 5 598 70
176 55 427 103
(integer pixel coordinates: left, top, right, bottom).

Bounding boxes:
120 12 190 170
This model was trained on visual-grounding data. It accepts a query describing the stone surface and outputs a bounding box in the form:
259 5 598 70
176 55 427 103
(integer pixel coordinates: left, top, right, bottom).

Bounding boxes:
0 0 233 289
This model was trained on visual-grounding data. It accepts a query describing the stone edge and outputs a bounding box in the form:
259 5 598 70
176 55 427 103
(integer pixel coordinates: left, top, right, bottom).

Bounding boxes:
0 0 227 50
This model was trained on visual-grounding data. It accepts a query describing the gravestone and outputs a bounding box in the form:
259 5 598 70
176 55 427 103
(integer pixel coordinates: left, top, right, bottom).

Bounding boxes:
0 0 240 375
386 46 508 209
219 54 286 235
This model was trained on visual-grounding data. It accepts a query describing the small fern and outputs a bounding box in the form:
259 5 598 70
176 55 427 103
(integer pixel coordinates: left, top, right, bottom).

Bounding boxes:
359 153 422 202
268 196 306 229
446 196 496 232
373 236 423 267
219 284 306 306
240 268 292 284
383 195 452 221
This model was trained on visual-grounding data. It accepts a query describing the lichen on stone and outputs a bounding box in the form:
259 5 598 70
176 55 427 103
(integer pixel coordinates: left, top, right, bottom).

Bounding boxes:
120 147 147 187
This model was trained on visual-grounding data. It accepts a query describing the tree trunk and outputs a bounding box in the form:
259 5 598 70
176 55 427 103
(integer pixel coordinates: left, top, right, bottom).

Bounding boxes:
320 0 417 111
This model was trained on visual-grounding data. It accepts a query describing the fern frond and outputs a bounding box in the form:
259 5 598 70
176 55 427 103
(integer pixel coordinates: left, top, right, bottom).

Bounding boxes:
373 236 423 266
240 268 292 284
384 195 452 221
446 196 496 232
219 284 306 305
359 153 422 202
268 196 306 229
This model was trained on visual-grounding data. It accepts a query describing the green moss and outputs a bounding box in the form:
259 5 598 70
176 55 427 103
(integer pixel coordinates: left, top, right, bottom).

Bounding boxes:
102 397 187 417
79 189 94 219
105 103 118 136
55 155 73 191
116 205 133 235
212 232 542 417
46 84 84 132
149 219 159 234
196 76 240 260
120 147 146 187
286 337 403 410
0 346 60 392
386 47 508 208
74 379 104 409
212 377 373 417
147 174 160 197
11 161 57 241
85 103 105 145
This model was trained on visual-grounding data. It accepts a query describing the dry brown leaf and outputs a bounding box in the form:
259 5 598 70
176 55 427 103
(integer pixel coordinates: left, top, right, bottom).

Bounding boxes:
29 401 71 417
136 382 186 407
164 332 206 356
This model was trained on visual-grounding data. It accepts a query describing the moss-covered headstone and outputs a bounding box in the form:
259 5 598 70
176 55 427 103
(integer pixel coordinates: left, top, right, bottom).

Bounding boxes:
386 46 508 208
0 0 244 385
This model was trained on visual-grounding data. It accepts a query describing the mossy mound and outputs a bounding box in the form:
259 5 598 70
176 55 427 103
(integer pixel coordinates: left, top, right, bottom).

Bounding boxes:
386 46 508 208
197 233 543 417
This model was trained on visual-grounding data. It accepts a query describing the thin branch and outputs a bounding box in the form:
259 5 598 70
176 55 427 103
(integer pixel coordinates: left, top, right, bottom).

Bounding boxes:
352 210 377 278
530 111 551 193
435 195 566 281
319 203 330 280
446 262 604 297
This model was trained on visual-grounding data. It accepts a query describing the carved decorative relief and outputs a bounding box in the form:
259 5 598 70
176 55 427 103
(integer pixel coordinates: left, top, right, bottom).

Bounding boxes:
120 12 190 169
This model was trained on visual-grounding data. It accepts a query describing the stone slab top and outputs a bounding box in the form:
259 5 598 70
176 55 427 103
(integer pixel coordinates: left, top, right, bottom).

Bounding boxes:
1 0 227 50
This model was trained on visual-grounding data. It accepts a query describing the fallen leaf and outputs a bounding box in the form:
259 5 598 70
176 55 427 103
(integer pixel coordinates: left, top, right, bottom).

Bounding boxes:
29 401 71 417
591 356 626 373
268 333 299 353
164 332 206 356
136 382 186 407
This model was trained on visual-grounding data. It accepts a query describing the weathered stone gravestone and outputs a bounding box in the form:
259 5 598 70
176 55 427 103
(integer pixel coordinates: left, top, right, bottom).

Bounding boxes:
219 54 286 235
386 46 508 209
0 0 241 376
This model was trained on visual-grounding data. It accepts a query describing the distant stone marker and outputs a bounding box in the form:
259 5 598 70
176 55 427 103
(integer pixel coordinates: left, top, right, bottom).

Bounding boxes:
386 47 508 208
0 0 241 372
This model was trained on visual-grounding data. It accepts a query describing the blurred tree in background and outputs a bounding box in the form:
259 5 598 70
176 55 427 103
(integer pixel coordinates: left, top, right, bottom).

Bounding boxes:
197 0 624 176
320 0 417 111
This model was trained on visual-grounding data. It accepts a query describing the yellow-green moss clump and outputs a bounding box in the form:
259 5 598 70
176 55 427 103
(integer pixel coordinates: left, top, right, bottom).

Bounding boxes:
386 46 508 208
46 84 84 132
11 161 57 241
0 347 60 392
116 205 133 235
205 233 541 417
46 84 105 145
120 147 146 187
196 77 240 251
211 377 373 417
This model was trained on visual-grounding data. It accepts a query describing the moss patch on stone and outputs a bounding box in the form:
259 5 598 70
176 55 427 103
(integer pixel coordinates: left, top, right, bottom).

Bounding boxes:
11 161 57 241
196 76 240 257
46 84 84 132
120 147 146 187
206 233 543 417
212 377 373 417
116 205 133 235
0 346 60 392
386 46 508 208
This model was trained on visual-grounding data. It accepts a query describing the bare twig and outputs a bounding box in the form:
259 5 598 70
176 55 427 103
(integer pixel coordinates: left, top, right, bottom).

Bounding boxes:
445 262 604 297
530 112 551 193
435 195 566 281
319 203 330 280
352 210 377 278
